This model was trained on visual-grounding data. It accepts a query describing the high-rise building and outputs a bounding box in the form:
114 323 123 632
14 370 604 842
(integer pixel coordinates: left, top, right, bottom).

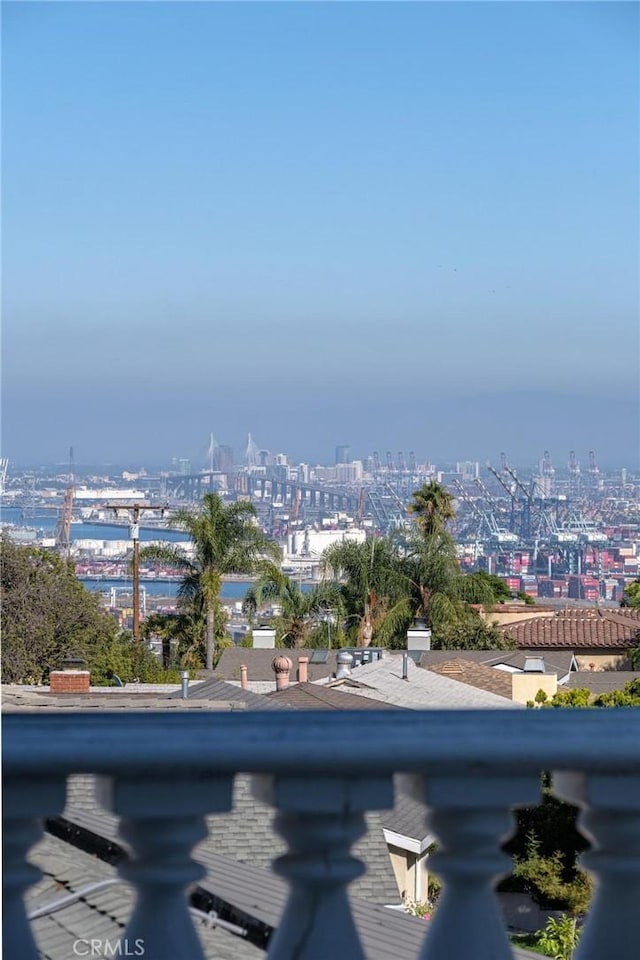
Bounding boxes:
335 444 350 465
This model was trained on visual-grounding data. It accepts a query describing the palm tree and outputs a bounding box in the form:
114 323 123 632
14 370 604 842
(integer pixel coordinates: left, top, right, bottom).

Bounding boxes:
140 492 280 669
321 538 401 646
243 566 344 648
408 481 456 539
324 531 508 650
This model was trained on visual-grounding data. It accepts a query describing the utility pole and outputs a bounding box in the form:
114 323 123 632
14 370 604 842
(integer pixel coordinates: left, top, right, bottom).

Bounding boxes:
104 502 168 644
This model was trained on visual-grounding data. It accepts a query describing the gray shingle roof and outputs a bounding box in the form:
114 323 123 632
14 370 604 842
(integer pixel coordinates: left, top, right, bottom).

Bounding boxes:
28 834 263 960
61 772 400 906
1 687 241 712
565 671 640 693
381 788 431 846
324 658 523 709
266 681 404 710
213 648 341 682
166 676 294 709
50 775 541 960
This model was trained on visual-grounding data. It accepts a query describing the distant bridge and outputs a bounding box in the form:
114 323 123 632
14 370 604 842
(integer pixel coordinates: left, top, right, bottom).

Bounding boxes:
164 472 363 516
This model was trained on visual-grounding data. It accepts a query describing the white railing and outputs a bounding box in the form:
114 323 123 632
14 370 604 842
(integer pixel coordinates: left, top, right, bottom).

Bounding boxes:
4 709 640 960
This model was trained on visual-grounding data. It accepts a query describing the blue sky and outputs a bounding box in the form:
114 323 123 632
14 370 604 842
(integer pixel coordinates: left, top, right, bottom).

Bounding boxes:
2 1 638 468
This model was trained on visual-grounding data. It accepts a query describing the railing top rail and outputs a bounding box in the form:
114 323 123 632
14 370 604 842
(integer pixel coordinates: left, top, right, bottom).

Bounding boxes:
4 709 640 777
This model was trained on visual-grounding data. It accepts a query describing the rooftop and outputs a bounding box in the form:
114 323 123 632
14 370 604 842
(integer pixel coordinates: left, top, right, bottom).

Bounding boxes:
501 607 640 649
322 657 523 710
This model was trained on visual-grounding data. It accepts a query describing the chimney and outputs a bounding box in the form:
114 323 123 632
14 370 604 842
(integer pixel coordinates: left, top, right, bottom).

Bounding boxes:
335 650 354 680
297 656 309 683
240 664 248 690
406 617 432 651
253 624 276 649
272 655 292 691
49 657 90 694
511 666 558 705
402 652 409 680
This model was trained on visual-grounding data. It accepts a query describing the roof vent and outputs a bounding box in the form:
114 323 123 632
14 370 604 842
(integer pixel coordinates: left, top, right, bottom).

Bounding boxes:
523 656 545 673
336 650 354 680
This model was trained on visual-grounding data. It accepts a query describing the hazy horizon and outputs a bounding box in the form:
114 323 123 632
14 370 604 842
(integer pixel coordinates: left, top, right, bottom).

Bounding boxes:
3 3 638 468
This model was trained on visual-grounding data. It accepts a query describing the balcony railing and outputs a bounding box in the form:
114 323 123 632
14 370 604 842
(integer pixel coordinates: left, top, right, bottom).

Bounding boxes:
4 709 640 960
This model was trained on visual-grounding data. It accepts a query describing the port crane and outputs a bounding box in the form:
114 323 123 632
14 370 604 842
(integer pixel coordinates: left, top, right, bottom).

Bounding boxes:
454 480 517 545
473 477 510 526
486 464 518 533
503 465 539 540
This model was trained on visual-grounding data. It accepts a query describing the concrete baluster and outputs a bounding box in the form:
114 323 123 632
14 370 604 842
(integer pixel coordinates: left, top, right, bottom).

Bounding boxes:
403 774 540 960
96 774 234 960
553 772 640 960
252 774 394 960
2 775 67 960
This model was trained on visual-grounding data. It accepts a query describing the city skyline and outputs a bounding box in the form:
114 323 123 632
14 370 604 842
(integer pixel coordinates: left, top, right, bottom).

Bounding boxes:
2 3 638 466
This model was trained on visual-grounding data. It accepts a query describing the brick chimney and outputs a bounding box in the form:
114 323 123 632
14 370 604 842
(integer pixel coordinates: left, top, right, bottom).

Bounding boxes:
272 655 292 691
49 657 90 694
240 664 248 690
297 656 309 683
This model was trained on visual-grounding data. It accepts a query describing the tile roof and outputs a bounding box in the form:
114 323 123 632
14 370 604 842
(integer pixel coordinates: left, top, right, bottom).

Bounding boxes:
266 681 403 710
425 659 514 698
324 658 522 710
501 608 640 650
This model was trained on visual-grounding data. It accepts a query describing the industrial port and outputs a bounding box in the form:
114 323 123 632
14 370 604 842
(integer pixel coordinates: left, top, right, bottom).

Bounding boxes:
1 439 639 612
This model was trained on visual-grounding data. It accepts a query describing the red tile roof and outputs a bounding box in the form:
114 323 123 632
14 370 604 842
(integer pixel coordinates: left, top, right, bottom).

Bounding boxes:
501 608 640 650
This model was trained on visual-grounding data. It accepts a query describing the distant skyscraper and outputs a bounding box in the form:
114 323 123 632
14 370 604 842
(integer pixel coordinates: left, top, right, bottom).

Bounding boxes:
335 444 350 465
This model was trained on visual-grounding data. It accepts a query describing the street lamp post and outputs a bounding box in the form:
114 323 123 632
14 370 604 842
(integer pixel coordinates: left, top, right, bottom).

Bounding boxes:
104 502 168 645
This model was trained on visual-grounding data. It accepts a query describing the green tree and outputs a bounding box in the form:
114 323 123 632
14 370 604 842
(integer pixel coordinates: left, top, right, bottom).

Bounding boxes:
321 538 402 645
509 832 592 917
545 688 592 709
458 569 511 604
140 604 230 670
620 577 640 608
140 493 280 670
1 538 119 683
89 631 183 685
541 683 640 709
323 526 513 650
592 679 640 707
376 532 513 649
536 915 581 960
407 480 456 539
243 566 344 648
